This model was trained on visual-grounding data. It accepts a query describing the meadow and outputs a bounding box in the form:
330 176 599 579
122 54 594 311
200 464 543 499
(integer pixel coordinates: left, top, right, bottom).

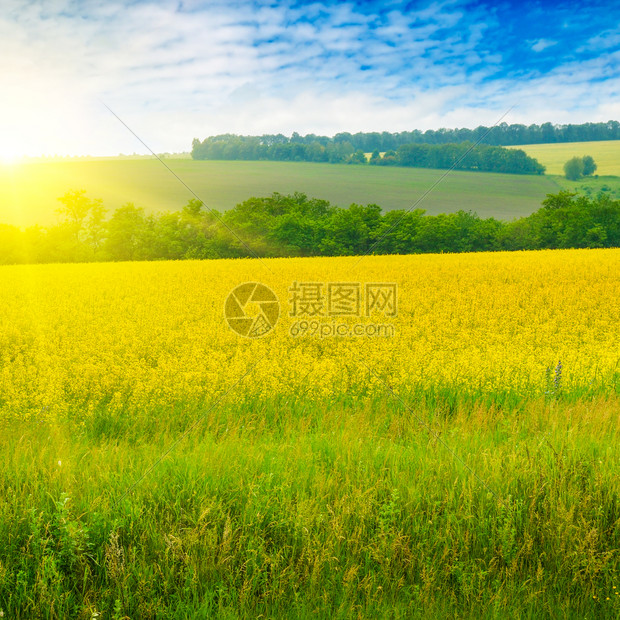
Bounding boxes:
0 249 619 618
510 140 620 176
0 158 560 227
555 174 620 199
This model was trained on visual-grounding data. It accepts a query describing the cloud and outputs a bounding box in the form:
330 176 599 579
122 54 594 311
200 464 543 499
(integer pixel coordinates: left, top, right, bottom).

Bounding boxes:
530 39 557 53
0 0 618 156
578 29 620 52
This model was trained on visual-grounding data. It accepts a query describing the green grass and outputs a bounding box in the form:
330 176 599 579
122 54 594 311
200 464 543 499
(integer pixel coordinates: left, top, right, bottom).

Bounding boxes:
0 391 618 619
553 174 620 199
509 140 620 176
0 158 560 227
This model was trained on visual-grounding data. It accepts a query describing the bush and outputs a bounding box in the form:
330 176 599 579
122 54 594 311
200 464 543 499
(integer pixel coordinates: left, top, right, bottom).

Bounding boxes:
582 155 597 176
564 156 585 180
564 155 597 180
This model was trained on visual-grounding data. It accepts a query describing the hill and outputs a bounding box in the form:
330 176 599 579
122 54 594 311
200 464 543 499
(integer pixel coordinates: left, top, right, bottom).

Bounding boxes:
508 140 620 176
0 158 559 227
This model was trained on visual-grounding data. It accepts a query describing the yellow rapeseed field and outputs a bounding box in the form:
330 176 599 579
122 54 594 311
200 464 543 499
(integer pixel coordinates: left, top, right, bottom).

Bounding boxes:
0 248 619 421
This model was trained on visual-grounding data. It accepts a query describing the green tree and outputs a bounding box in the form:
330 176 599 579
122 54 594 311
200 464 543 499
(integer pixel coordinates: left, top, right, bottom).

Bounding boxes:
379 150 397 165
105 203 147 261
347 149 367 165
0 224 26 264
582 155 597 176
319 203 382 255
56 190 102 242
369 149 381 165
373 209 425 253
564 157 584 180
86 202 108 256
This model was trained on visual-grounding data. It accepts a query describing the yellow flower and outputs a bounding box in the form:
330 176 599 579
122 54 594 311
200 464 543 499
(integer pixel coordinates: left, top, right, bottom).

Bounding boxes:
0 248 618 420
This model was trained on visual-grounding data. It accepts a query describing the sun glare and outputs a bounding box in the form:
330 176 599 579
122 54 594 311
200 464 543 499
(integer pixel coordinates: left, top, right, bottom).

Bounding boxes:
0 148 22 166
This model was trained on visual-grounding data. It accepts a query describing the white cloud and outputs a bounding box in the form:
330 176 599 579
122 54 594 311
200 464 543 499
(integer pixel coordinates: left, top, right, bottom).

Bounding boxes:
531 39 557 53
578 29 620 52
0 0 617 157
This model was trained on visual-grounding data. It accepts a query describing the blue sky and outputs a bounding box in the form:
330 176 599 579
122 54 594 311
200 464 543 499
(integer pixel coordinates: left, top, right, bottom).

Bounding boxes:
1 0 619 157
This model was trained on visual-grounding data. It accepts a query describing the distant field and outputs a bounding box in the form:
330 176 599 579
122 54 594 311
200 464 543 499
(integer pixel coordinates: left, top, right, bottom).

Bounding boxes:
509 140 620 176
0 158 559 227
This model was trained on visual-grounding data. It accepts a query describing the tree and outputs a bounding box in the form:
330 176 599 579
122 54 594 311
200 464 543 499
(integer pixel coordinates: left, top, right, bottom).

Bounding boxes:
105 203 147 261
582 155 597 176
320 204 382 255
56 190 102 242
564 157 584 180
379 150 398 165
86 201 108 255
347 149 367 165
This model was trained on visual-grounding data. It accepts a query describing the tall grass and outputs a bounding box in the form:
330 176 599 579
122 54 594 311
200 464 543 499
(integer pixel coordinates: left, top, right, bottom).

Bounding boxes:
0 393 618 618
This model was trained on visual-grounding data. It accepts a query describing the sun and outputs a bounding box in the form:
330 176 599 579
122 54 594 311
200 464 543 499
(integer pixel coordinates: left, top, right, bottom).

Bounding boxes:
0 145 24 166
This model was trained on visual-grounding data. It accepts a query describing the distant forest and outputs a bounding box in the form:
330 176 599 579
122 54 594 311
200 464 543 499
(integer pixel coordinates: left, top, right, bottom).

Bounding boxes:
192 139 545 174
192 120 620 168
1 190 618 265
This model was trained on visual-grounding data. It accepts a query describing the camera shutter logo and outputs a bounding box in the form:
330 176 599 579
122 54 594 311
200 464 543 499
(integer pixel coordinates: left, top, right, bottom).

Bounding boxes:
224 282 280 338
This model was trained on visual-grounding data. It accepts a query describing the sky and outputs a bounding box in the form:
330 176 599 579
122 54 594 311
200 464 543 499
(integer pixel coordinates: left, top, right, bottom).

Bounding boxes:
1 0 619 158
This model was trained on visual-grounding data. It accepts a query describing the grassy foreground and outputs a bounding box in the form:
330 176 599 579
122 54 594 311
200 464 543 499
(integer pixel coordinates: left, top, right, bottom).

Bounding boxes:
1 392 619 619
0 158 559 226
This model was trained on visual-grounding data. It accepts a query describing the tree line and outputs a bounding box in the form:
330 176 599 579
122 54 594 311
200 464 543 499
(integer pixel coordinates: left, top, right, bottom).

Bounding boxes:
0 190 618 265
192 138 545 175
371 143 545 174
192 120 620 161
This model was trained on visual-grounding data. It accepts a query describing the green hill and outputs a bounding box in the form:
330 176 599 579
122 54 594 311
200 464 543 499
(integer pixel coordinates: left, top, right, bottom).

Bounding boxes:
508 140 620 176
0 158 560 227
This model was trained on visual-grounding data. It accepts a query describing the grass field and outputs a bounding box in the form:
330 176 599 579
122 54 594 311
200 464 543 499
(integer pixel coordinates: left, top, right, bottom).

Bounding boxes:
0 249 619 618
509 140 620 176
0 158 560 227
553 174 620 199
